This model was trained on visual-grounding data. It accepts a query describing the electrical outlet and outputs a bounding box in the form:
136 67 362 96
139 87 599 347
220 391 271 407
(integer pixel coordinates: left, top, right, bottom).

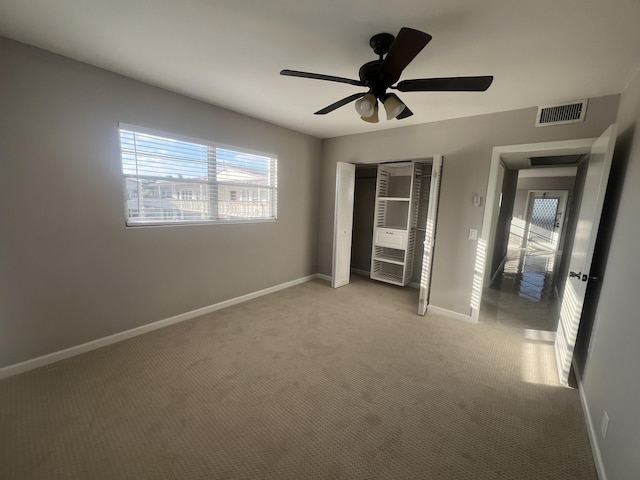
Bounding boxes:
468 229 478 241
601 411 610 439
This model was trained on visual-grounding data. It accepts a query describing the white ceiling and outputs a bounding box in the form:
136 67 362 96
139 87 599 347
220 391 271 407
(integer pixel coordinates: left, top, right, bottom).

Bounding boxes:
1 0 640 139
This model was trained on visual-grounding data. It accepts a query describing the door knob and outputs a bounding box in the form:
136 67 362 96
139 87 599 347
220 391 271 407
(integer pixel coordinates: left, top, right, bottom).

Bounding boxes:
569 271 581 278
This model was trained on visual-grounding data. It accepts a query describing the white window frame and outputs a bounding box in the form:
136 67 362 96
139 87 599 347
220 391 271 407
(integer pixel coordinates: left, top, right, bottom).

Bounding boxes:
118 123 278 227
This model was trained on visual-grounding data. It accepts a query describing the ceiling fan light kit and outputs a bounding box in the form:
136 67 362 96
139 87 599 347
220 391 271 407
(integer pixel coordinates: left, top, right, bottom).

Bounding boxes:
361 103 379 123
281 27 493 123
383 95 406 120
355 93 377 117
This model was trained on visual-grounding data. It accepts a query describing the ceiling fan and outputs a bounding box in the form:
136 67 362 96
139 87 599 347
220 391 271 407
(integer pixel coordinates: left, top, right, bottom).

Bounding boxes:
280 27 493 123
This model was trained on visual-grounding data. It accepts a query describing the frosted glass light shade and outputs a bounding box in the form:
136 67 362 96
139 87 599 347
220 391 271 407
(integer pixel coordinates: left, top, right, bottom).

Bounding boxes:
355 93 377 117
361 103 379 123
383 95 406 120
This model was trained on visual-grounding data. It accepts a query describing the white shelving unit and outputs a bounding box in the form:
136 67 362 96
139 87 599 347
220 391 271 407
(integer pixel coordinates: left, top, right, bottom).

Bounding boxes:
370 162 422 286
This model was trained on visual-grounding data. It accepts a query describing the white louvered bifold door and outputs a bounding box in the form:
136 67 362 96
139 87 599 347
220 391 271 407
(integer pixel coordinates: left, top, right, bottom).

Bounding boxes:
332 162 356 288
418 155 443 316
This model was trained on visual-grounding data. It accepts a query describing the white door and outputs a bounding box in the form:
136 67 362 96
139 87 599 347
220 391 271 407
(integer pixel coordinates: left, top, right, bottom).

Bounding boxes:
524 191 568 251
332 162 356 288
418 155 443 315
552 192 569 250
554 125 617 385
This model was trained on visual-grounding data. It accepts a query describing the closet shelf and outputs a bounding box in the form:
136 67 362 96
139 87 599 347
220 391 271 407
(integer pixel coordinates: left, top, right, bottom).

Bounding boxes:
370 161 422 287
370 271 404 286
373 254 405 265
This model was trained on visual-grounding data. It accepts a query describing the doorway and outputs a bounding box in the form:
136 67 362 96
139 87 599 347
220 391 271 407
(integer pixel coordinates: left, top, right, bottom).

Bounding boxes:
475 127 617 385
528 196 560 248
521 190 569 252
483 176 576 333
475 141 594 324
484 186 572 327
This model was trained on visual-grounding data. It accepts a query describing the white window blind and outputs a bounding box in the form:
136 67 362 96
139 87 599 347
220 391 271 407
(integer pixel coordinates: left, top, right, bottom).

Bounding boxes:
119 124 277 226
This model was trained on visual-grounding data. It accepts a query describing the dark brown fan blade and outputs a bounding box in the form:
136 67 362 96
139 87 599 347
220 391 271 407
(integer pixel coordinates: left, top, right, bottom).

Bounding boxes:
280 69 364 87
379 28 432 84
396 76 494 92
314 92 366 115
396 106 413 119
386 93 413 119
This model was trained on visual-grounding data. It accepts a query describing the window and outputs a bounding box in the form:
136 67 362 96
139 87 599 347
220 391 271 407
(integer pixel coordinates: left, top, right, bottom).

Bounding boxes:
119 124 277 226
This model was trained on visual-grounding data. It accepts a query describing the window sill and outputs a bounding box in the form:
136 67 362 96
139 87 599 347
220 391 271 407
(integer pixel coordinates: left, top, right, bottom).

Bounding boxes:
125 218 277 229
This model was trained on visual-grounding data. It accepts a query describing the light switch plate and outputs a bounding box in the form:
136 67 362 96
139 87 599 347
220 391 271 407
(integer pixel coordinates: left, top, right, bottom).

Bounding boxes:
469 229 478 240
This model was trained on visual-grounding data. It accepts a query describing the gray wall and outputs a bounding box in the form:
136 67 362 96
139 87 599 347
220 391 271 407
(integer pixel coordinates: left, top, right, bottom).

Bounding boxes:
512 175 577 219
582 69 640 480
319 97 620 314
0 37 322 368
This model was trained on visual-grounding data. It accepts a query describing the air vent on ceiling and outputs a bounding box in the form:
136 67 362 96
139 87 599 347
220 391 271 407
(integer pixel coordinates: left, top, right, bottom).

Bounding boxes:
535 99 588 126
529 154 585 167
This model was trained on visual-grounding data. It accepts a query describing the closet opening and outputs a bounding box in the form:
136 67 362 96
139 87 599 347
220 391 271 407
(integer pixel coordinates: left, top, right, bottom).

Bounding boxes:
334 157 442 315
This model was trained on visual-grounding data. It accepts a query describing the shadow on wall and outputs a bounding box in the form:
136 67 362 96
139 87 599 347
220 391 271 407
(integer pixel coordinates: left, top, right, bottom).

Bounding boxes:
574 123 635 376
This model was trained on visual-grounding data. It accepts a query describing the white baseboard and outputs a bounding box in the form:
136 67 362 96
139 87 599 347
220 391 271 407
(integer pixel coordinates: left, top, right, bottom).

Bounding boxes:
427 304 476 324
0 274 319 380
316 273 331 282
574 363 608 480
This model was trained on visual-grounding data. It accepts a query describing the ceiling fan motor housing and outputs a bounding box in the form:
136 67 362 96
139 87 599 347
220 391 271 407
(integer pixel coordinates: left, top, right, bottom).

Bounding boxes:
359 60 386 95
359 61 400 101
363 33 398 99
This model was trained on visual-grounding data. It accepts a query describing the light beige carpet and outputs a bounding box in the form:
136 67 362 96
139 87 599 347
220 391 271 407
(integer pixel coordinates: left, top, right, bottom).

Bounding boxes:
0 276 596 479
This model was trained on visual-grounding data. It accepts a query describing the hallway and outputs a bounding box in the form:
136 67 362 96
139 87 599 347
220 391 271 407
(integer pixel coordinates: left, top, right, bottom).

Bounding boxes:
479 247 562 334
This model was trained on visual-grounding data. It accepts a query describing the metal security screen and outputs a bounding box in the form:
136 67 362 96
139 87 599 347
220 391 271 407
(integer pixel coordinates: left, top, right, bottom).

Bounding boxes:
527 198 559 247
119 124 277 226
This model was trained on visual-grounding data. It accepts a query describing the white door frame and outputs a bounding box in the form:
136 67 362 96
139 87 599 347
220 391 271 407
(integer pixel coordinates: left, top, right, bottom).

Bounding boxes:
472 138 597 323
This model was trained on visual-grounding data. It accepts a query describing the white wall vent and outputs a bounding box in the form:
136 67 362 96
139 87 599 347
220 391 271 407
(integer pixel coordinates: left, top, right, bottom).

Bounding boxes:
535 100 588 126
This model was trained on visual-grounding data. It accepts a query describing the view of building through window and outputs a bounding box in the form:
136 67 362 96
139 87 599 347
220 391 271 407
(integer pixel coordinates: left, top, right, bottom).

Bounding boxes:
119 127 277 225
